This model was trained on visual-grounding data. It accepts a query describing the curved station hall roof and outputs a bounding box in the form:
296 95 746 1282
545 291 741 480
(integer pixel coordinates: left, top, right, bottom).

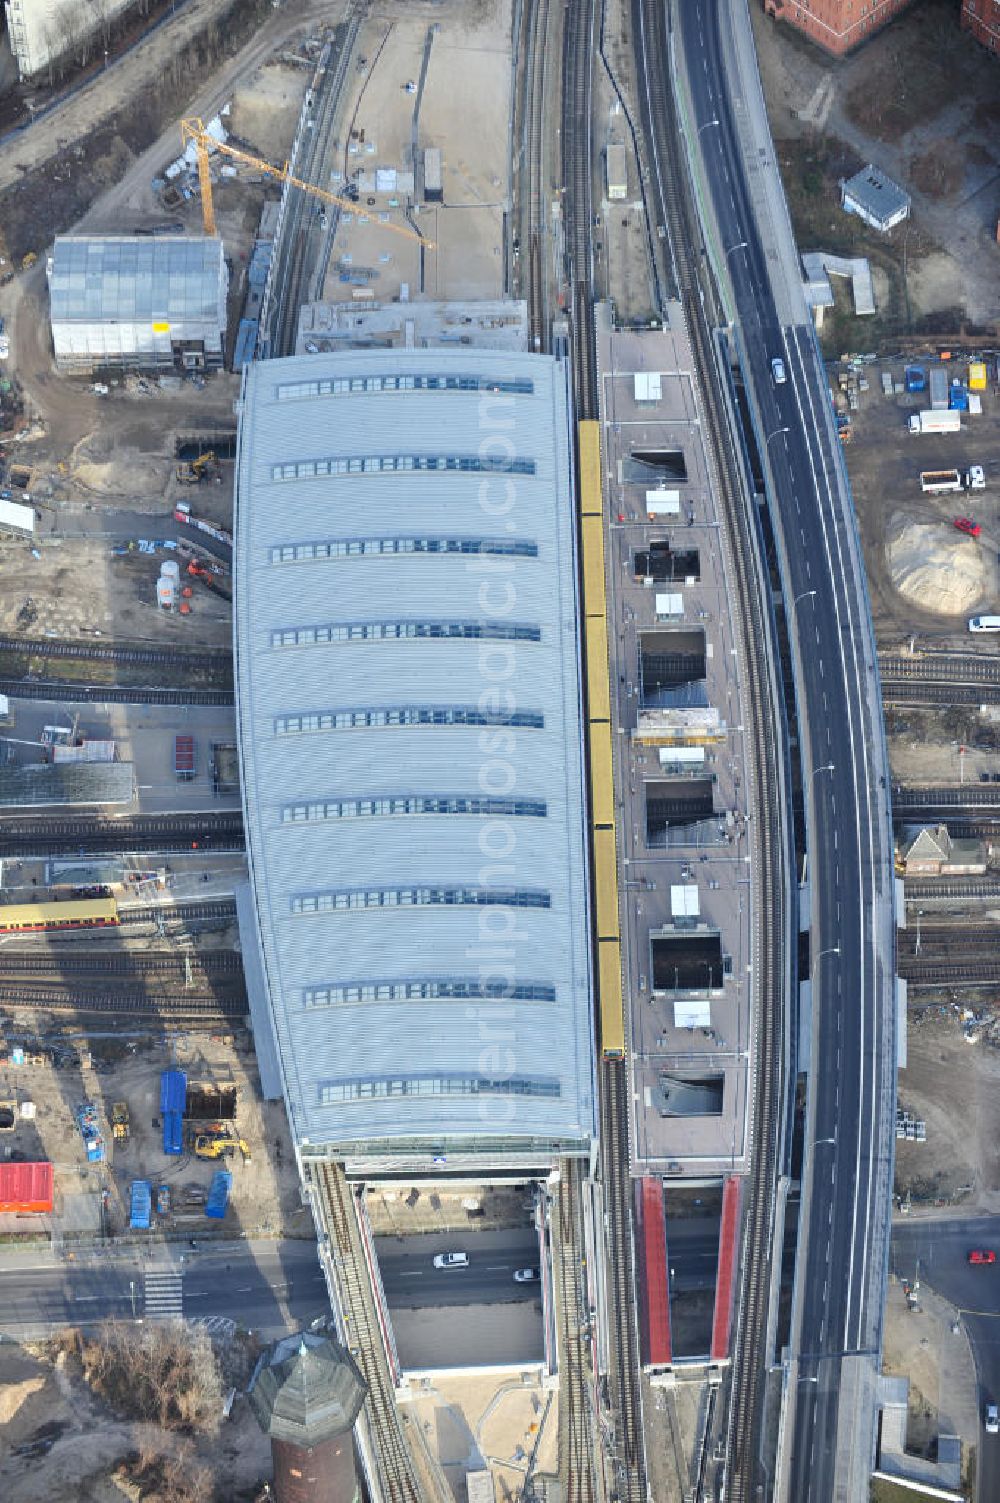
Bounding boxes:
234 349 595 1164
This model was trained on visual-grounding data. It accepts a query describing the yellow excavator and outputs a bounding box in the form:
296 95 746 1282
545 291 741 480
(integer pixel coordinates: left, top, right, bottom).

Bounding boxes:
175 451 218 485
194 1132 251 1163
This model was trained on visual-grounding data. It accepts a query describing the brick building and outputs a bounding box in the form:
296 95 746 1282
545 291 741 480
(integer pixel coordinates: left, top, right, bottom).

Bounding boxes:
962 0 1000 54
763 0 916 55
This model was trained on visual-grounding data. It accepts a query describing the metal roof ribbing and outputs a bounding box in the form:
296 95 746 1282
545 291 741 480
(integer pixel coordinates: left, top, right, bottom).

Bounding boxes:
235 349 595 1154
48 236 225 323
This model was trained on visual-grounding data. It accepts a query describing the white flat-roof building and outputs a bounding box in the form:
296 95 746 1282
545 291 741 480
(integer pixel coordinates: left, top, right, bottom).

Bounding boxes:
234 348 596 1173
840 165 910 233
47 236 228 374
4 0 133 81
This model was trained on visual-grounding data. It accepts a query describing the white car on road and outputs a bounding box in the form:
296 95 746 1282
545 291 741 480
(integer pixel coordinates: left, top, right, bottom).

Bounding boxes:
432 1252 468 1270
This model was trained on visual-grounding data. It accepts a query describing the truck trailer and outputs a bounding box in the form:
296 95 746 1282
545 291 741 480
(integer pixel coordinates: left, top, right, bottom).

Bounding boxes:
920 469 964 494
908 410 961 435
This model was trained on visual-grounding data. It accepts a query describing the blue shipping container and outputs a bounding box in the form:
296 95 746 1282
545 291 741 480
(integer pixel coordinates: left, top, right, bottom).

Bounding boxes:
160 1069 187 1114
205 1170 232 1220
904 366 926 393
949 381 968 412
163 1112 184 1156
160 1069 187 1157
130 1180 152 1230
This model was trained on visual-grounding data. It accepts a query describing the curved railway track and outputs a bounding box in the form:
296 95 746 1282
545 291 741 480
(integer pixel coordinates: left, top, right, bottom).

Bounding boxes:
632 3 788 1498
269 16 360 357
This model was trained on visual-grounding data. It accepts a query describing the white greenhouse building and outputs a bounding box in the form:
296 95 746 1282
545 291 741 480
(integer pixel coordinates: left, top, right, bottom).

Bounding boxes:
47 236 228 375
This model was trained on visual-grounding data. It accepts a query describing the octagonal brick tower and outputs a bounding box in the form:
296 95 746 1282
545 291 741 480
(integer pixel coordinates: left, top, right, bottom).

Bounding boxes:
249 1331 366 1503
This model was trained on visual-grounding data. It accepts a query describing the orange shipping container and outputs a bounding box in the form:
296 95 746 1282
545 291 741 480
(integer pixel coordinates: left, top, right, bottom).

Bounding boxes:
0 1160 53 1213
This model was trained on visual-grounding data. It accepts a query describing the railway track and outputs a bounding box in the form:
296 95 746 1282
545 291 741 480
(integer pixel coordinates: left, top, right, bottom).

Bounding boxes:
312 1163 421 1503
0 636 224 670
0 679 235 706
520 0 551 352
893 785 1000 812
555 1160 599 1503
122 899 238 925
904 877 1000 901
882 680 1000 708
270 16 360 357
562 0 597 416
0 985 246 1017
632 3 788 1497
600 1066 644 1503
894 818 1000 839
0 951 242 977
898 958 1000 986
0 812 244 857
880 652 1000 685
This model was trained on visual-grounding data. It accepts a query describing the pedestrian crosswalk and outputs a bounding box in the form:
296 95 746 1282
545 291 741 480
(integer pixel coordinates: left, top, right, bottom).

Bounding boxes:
144 1268 184 1321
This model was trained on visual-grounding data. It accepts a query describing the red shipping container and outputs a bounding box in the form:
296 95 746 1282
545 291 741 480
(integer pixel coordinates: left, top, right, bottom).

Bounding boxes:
0 1160 53 1213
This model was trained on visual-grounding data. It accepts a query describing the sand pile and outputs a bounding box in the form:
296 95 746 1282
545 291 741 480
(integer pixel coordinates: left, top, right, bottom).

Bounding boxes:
887 514 989 615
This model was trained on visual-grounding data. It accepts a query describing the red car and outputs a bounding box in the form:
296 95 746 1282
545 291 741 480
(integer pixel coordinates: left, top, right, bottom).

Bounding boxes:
955 517 982 537
969 1249 996 1265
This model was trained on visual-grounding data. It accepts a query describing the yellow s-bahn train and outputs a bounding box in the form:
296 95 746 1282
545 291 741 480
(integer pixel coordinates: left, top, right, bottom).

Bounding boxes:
0 898 120 934
578 419 626 1060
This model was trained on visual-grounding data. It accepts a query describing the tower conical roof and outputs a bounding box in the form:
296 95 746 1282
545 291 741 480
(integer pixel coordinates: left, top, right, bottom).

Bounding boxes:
249 1331 366 1447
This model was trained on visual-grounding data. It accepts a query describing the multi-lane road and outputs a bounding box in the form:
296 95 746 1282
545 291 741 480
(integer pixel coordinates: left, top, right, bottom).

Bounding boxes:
0 1240 328 1339
0 1229 542 1339
374 1229 542 1308
672 2 896 1497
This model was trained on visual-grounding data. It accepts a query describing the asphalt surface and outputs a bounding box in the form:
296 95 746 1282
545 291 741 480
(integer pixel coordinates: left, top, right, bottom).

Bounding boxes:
0 1230 545 1339
894 1216 1000 1503
674 4 895 1497
374 1229 542 1308
0 1239 327 1340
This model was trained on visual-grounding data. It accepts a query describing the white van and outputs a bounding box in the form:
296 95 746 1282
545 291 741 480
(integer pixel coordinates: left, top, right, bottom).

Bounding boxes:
969 616 1000 632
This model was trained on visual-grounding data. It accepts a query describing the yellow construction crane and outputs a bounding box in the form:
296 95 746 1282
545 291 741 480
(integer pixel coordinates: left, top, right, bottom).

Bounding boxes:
180 118 434 248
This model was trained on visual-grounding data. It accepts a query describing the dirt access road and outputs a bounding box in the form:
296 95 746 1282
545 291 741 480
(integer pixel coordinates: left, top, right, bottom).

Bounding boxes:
0 0 342 200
